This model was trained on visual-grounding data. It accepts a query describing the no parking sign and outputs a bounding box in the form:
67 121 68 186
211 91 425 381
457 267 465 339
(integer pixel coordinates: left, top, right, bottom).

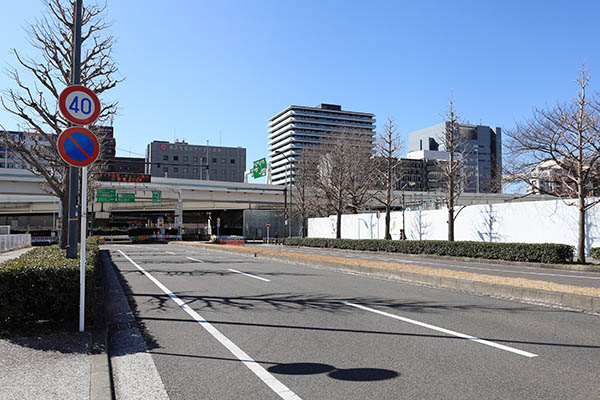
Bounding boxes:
57 126 100 167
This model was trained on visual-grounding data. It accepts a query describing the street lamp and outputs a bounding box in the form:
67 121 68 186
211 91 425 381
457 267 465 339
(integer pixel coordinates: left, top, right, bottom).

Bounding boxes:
474 147 479 193
401 182 415 240
273 150 293 238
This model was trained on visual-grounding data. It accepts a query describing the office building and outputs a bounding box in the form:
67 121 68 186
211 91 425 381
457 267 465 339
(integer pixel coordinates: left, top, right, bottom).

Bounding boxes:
146 140 246 182
408 123 502 193
268 103 376 185
1 131 55 169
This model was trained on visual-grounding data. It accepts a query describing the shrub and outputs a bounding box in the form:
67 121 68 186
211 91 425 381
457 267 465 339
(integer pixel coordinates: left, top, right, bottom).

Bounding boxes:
591 247 600 259
0 237 99 333
283 238 574 264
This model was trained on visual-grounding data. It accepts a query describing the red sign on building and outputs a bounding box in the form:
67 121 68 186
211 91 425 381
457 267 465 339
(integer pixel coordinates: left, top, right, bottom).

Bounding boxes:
98 172 151 183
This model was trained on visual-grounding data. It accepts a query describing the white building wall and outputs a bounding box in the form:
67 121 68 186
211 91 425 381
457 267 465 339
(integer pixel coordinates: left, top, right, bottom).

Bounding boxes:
307 199 600 254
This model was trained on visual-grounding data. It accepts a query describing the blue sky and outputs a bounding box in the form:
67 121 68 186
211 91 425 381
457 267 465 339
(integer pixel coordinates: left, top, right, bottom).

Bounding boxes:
1 1 599 182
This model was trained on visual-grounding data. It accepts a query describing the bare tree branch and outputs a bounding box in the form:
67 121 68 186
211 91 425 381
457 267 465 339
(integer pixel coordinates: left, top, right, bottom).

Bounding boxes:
504 65 600 263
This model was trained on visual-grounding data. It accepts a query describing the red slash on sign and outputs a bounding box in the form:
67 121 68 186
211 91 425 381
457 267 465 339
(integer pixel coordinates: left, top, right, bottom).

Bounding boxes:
57 127 100 167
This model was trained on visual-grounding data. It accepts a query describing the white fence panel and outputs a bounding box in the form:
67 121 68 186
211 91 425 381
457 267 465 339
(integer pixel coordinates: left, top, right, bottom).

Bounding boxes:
307 199 600 254
0 234 32 253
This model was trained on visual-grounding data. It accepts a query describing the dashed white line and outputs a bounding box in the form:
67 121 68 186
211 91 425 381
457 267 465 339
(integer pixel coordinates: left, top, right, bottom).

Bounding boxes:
186 256 204 263
342 301 538 358
228 268 271 282
117 250 301 400
165 251 176 255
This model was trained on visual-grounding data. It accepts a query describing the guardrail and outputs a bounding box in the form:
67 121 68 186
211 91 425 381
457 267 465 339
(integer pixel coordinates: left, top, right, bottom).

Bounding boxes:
0 234 31 253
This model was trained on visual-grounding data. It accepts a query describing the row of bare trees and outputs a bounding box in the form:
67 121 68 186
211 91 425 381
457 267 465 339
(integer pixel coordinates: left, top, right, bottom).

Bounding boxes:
290 100 473 242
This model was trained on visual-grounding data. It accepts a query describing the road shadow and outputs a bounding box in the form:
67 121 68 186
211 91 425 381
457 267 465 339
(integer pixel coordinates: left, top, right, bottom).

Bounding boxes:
139 316 600 350
147 351 399 382
118 268 313 278
126 290 547 315
268 362 399 382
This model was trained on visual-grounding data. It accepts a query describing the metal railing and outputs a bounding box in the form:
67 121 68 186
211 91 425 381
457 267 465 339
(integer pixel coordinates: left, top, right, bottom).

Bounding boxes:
0 234 31 253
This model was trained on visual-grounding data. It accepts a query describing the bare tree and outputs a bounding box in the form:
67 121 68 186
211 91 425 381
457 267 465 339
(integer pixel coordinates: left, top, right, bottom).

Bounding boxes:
437 96 470 241
505 66 600 263
1 0 122 247
292 148 318 237
373 117 404 240
312 131 373 238
346 130 377 215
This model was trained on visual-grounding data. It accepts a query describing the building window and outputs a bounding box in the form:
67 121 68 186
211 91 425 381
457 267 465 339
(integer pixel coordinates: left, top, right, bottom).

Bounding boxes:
163 167 168 172
163 155 168 161
221 169 226 175
183 156 188 162
174 167 179 173
221 158 226 163
193 156 198 162
193 168 198 173
183 168 188 173
230 159 235 164
174 156 179 161
212 158 217 163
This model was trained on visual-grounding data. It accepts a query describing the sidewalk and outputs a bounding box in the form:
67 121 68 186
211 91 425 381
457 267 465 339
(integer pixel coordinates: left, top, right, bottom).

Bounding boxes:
0 246 33 263
0 247 111 400
0 247 170 400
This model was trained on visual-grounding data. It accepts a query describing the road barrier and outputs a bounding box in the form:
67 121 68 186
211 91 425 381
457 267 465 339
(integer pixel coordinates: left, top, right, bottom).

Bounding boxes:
0 234 31 253
216 236 246 246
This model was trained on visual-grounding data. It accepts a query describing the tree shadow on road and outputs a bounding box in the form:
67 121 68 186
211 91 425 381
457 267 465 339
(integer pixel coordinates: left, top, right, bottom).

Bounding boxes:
128 290 546 315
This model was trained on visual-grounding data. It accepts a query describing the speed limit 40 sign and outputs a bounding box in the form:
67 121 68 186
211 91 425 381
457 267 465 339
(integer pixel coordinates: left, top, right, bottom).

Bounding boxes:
59 85 101 125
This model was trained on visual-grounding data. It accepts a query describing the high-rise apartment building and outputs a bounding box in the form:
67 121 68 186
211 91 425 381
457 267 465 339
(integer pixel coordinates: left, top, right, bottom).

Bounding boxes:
268 103 376 185
408 123 502 193
146 140 246 182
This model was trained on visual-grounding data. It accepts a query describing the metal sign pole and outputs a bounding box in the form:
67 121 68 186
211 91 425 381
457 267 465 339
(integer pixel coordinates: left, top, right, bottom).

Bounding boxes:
79 166 87 332
66 0 83 259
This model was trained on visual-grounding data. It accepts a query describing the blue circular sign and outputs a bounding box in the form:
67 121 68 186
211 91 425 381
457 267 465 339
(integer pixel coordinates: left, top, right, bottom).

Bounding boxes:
57 127 100 167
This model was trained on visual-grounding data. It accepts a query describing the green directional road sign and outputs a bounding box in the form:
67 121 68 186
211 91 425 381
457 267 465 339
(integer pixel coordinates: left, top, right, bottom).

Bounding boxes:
152 190 162 203
96 188 116 202
252 157 267 179
117 192 135 203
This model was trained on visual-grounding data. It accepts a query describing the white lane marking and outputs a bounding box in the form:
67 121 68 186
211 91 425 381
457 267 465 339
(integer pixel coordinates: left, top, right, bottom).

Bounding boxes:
165 251 176 255
228 268 271 282
186 256 204 263
117 250 301 400
342 301 538 358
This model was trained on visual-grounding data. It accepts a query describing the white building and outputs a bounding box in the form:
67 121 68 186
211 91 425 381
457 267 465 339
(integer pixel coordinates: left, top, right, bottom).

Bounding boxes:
267 103 376 185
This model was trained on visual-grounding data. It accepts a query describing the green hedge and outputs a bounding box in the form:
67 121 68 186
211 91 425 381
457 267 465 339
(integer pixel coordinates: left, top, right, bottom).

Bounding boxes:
590 248 600 259
0 237 99 333
284 238 574 264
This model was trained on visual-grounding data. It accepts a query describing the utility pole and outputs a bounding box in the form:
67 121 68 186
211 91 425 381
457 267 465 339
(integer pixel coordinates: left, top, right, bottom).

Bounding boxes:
66 0 82 259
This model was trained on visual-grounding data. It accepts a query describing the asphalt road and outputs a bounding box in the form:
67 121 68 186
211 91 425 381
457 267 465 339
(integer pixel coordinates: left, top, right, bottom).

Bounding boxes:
106 243 600 400
247 244 600 289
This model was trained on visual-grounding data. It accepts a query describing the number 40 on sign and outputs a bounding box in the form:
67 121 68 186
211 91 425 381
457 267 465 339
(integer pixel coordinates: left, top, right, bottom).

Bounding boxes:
59 85 101 125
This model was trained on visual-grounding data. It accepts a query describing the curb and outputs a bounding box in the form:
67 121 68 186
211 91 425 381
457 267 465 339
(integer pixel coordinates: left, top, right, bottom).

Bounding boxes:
101 250 169 400
173 243 600 314
260 244 600 273
90 251 113 400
